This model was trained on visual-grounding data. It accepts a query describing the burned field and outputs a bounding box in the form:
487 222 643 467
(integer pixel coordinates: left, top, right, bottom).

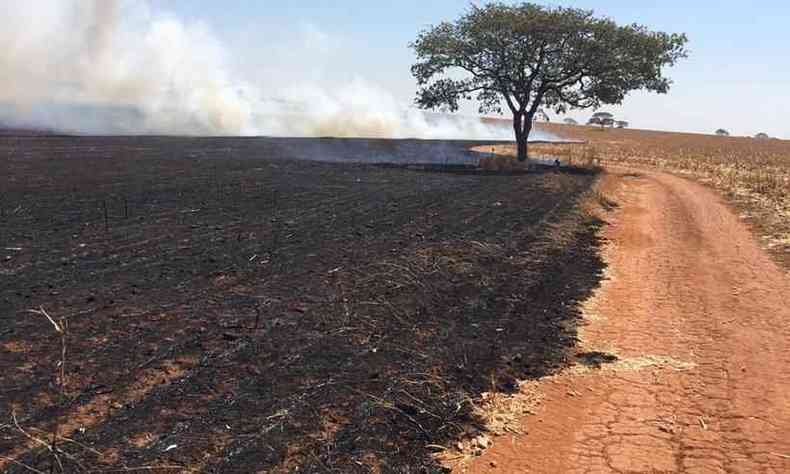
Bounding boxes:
1 136 604 472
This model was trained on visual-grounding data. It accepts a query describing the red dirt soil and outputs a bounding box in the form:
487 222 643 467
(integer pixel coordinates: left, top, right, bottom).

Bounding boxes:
466 169 790 473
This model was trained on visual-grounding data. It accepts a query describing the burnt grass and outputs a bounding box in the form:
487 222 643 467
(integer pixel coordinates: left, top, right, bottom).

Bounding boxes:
1 136 606 473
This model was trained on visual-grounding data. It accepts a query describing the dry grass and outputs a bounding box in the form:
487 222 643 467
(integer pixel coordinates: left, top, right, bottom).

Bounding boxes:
490 123 790 266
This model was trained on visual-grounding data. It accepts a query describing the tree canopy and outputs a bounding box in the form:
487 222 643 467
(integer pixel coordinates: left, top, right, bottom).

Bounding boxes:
592 112 614 121
411 2 688 161
588 111 616 128
588 112 621 128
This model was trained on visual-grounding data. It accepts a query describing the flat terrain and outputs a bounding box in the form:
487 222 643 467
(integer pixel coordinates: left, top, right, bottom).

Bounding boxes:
467 169 790 473
0 136 603 472
535 123 790 268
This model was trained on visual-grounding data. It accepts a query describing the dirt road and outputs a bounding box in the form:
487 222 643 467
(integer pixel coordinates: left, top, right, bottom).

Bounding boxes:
467 170 790 473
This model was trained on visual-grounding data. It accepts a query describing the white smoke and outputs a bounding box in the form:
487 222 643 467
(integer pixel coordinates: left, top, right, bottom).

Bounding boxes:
266 79 515 140
1 0 256 135
0 0 551 141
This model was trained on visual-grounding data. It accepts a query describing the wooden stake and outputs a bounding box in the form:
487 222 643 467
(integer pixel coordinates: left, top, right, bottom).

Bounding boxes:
103 200 109 232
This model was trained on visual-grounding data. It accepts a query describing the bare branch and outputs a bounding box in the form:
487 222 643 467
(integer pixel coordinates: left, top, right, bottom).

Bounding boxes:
28 307 62 333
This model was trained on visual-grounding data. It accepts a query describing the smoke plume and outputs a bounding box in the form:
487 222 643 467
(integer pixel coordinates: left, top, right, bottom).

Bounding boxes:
0 0 550 140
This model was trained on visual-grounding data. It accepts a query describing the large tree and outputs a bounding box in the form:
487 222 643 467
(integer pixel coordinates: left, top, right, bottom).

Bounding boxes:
411 3 688 161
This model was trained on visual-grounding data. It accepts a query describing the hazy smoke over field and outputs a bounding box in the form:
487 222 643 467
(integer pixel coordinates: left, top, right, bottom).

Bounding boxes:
0 0 535 140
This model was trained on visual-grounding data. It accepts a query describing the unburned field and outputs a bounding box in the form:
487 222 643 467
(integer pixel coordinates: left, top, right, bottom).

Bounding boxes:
528 124 790 268
0 136 604 472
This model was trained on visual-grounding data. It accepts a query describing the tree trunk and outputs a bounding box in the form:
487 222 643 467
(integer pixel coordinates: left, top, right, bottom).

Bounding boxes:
516 134 528 163
513 112 532 162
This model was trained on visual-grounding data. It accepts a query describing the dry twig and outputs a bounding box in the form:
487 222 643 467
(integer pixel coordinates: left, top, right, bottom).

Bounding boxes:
26 307 68 473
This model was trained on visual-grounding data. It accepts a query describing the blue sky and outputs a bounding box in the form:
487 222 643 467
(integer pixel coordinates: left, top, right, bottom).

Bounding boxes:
153 1 790 138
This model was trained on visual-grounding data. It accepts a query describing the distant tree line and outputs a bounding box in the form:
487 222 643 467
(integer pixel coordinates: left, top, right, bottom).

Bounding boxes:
560 113 628 128
715 129 773 139
587 111 628 129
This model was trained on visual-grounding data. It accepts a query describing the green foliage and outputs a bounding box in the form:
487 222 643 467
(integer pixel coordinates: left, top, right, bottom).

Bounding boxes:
411 3 688 119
